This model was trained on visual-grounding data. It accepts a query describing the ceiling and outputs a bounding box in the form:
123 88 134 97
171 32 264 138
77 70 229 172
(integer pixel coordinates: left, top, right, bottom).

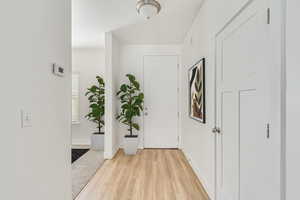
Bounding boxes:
72 0 203 48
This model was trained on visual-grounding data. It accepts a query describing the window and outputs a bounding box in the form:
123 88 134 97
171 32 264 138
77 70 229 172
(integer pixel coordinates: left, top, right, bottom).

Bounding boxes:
72 73 80 124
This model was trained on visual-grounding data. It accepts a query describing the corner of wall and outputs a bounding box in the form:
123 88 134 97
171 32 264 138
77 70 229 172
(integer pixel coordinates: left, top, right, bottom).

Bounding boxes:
104 32 121 159
104 32 113 159
181 148 214 199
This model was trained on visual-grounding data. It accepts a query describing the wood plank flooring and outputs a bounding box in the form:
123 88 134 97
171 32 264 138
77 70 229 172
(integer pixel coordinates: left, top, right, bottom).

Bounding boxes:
76 149 209 200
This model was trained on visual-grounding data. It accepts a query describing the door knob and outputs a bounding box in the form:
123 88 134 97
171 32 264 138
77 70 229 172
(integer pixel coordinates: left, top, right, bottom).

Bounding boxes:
144 112 148 116
212 127 221 134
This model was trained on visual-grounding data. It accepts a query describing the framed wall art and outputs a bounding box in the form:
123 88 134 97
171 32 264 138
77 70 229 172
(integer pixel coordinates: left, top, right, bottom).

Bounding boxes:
188 58 206 123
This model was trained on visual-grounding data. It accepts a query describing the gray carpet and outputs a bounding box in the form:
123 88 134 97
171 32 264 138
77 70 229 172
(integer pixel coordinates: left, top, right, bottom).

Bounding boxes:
72 150 104 199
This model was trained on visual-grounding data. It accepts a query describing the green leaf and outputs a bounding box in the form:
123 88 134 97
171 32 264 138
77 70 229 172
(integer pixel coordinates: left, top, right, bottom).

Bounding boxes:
132 80 140 90
120 94 128 99
121 104 129 110
117 90 122 96
139 93 144 99
88 95 94 100
96 76 105 86
126 74 136 82
132 123 140 131
116 74 144 133
120 84 127 92
90 85 99 92
138 104 143 111
90 104 99 109
85 75 105 127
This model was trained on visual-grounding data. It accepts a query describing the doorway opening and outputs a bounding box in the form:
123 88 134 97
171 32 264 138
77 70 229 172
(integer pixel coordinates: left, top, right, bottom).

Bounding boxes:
71 48 106 199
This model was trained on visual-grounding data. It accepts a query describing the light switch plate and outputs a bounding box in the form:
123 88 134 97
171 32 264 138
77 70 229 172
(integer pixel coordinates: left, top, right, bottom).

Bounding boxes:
21 110 32 128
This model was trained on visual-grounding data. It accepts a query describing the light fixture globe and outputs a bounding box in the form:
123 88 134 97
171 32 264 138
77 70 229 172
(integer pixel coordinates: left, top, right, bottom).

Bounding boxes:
136 0 161 19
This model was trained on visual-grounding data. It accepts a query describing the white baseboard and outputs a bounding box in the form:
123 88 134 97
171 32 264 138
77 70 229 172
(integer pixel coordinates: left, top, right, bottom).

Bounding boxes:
104 147 120 159
112 146 119 158
104 151 110 159
181 148 214 200
72 144 91 149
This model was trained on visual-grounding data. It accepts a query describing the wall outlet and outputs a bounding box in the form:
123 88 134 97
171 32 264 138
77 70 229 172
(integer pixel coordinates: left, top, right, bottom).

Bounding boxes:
21 110 32 128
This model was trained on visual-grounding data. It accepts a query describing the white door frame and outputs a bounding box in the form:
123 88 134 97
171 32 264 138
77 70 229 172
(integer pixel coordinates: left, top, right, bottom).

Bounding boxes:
142 55 181 149
213 0 286 199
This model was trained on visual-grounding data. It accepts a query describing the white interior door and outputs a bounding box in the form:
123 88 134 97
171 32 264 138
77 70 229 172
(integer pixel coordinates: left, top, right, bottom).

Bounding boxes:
215 1 280 200
143 55 179 148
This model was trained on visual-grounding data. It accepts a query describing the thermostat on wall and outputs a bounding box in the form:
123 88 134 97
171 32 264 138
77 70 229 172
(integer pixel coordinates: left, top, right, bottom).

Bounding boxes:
52 63 65 77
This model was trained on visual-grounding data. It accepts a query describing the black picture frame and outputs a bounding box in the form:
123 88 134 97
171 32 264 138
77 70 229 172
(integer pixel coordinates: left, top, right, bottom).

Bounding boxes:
188 58 206 123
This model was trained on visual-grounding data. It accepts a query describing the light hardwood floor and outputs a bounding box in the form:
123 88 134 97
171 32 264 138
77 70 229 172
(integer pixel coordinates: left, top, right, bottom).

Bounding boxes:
76 149 209 200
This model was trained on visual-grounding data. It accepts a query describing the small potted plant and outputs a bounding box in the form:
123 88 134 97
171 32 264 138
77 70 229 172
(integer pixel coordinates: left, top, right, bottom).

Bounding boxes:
116 74 144 155
85 76 105 150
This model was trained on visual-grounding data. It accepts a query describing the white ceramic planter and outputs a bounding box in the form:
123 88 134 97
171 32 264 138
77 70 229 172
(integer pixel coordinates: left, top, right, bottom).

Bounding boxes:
91 133 104 151
123 136 139 155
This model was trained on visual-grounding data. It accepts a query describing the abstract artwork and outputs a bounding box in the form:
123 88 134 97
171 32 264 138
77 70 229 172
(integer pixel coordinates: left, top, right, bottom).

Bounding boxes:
189 58 206 123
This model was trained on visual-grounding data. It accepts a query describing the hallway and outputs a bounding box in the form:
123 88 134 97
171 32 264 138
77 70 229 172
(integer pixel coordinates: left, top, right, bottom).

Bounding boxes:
76 149 209 200
3 0 295 199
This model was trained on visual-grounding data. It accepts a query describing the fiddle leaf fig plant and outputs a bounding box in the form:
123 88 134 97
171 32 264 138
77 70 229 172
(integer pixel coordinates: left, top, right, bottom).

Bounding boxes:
116 74 144 137
85 76 105 134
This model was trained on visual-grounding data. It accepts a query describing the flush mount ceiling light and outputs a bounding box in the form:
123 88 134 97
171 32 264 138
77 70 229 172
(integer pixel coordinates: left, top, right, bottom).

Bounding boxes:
136 0 161 20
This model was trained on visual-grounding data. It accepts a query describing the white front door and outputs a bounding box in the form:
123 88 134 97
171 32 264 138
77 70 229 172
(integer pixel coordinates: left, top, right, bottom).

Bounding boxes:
143 55 179 148
215 1 280 200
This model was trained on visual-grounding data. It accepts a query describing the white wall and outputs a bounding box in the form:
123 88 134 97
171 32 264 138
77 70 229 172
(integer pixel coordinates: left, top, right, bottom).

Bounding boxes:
0 0 71 199
286 0 300 199
180 0 284 199
72 48 105 146
106 1 285 199
180 1 215 198
104 33 120 159
118 45 182 148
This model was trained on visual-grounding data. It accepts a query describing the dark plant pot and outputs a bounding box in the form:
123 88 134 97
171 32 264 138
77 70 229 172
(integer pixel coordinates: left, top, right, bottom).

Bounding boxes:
91 132 104 151
93 132 105 135
124 135 138 138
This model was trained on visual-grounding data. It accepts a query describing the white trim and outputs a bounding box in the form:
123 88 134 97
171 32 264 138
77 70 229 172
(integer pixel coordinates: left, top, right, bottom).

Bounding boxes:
280 0 287 199
72 144 91 149
214 0 255 37
72 72 80 124
72 121 80 125
268 0 286 199
112 146 119 158
178 55 183 149
104 147 119 159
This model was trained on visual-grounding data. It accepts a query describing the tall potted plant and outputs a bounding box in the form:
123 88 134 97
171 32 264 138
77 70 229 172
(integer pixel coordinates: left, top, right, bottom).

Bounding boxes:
116 74 144 155
85 76 105 150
